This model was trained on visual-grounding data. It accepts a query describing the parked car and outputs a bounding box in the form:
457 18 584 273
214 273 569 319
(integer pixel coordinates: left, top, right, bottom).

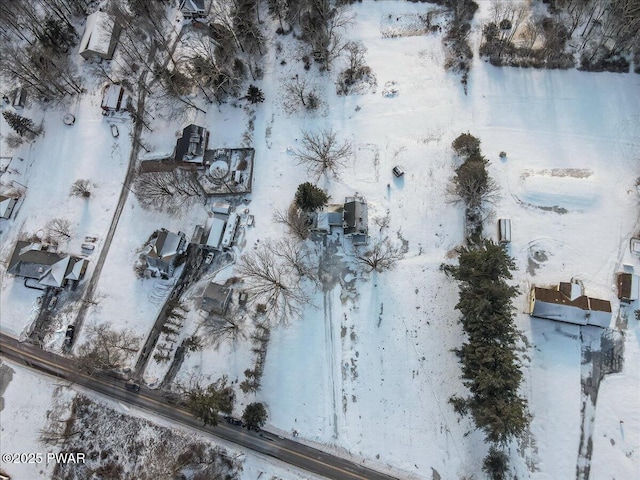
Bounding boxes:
64 325 75 346
124 382 140 392
81 243 95 251
84 236 98 243
392 166 405 178
111 124 119 137
205 252 214 265
48 296 58 311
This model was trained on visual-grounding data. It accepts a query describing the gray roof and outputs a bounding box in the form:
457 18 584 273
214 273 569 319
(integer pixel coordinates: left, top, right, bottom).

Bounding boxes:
7 241 87 286
343 198 368 235
146 230 185 261
201 282 232 314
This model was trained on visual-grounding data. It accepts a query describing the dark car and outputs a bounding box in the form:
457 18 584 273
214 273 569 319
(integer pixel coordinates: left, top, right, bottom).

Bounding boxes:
124 382 140 392
64 325 75 346
225 416 243 426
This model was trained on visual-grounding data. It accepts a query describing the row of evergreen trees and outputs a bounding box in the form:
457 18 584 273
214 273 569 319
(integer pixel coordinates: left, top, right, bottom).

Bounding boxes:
446 134 528 480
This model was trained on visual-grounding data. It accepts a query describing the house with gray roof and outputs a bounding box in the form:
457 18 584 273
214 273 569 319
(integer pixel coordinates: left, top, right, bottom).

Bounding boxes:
7 241 88 288
142 229 187 277
174 124 209 162
343 196 368 245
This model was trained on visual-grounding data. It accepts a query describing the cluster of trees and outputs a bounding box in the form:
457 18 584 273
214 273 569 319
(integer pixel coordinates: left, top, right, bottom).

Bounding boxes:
186 376 268 429
480 0 640 72
133 168 204 214
76 324 141 374
448 133 498 240
444 239 528 478
0 1 86 99
442 0 479 93
268 0 354 71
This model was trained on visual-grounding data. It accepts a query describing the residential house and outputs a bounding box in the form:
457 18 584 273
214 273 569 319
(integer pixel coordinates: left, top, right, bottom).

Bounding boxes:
101 84 129 113
142 229 187 277
530 281 612 328
343 196 368 245
78 11 120 61
617 272 639 303
180 0 207 19
7 241 88 288
174 124 209 162
201 281 232 315
0 195 17 220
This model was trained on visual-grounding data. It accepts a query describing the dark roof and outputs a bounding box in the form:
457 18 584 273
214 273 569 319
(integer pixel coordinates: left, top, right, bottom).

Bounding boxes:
174 124 208 162
343 199 368 235
201 282 232 314
533 286 610 313
7 241 66 279
617 272 633 299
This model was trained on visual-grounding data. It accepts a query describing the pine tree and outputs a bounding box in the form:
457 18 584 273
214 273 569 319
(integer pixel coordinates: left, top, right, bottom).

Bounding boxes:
482 446 509 480
2 111 35 137
294 182 329 211
242 402 268 430
187 376 235 426
245 84 265 103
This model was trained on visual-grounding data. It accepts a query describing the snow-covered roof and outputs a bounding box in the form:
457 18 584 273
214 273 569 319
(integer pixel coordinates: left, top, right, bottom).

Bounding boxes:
148 230 185 260
180 0 206 14
79 12 117 59
39 256 72 287
206 217 226 249
531 285 612 327
0 195 17 219
101 84 128 111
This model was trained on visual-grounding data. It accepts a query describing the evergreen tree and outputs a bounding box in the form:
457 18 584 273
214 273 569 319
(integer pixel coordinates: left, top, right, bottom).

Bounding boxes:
294 182 329 211
245 84 265 103
242 402 268 430
445 239 528 445
482 446 509 480
187 376 235 426
452 132 481 157
2 111 35 137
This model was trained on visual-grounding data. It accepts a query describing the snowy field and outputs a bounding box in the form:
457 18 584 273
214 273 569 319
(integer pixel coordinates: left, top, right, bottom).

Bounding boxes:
1 1 639 479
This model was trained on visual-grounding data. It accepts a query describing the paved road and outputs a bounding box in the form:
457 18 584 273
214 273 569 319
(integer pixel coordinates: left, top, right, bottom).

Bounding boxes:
0 333 400 480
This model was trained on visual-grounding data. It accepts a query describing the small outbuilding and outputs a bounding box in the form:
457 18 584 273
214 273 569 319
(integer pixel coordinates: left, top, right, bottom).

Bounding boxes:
201 281 232 315
78 11 120 61
617 272 639 303
498 218 511 244
0 195 17 220
101 84 129 113
180 0 207 19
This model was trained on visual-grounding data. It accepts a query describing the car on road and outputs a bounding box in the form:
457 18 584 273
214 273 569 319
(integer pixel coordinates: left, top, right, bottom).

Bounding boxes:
392 166 405 178
124 382 140 392
64 325 75 346
205 252 214 265
225 416 243 426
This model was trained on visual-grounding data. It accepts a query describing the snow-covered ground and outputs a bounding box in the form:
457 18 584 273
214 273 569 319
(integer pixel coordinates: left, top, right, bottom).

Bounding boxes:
1 1 639 479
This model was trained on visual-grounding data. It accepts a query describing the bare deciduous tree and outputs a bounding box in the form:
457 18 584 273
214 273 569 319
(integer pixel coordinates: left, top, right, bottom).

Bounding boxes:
236 241 311 322
282 76 321 112
46 218 73 242
270 237 318 283
76 324 141 374
273 203 311 239
199 309 246 348
355 237 404 273
134 168 204 214
70 179 92 198
293 129 353 180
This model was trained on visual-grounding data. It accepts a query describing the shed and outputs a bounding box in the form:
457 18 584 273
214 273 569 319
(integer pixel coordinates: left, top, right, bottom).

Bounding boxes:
0 195 17 219
101 84 129 112
78 12 120 60
617 272 639 302
206 216 226 250
201 281 232 315
12 88 27 109
498 218 511 244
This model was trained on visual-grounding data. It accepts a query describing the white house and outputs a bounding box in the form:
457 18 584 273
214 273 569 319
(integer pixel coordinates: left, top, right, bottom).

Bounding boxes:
530 281 612 328
79 12 120 60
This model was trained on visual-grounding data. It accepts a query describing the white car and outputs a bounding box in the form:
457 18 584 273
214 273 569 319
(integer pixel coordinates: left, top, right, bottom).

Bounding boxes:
205 252 214 265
